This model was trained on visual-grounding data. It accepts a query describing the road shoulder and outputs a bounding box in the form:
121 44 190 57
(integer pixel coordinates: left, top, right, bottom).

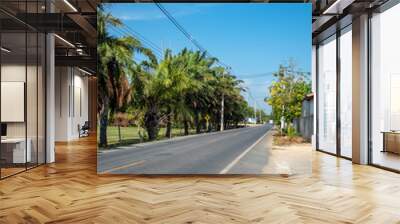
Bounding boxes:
225 130 271 174
227 130 312 175
262 131 312 175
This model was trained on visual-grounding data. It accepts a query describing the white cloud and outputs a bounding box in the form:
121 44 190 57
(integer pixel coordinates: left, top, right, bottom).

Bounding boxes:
115 4 215 21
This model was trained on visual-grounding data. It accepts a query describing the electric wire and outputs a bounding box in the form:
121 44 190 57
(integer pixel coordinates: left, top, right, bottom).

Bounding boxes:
153 2 232 70
109 25 164 59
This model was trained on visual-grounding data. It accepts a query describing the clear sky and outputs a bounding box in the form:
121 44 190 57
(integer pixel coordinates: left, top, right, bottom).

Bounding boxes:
103 3 312 113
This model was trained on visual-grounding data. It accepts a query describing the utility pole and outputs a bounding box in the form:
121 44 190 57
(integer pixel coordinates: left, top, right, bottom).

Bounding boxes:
220 91 224 131
254 101 257 124
220 68 229 131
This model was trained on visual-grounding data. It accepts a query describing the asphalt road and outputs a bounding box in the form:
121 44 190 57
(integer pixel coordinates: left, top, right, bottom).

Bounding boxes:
98 124 272 174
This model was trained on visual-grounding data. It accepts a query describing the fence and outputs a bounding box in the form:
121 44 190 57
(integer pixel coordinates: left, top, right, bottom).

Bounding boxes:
293 97 314 142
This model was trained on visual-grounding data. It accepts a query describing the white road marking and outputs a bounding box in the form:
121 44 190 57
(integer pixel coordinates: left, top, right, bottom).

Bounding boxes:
219 129 270 174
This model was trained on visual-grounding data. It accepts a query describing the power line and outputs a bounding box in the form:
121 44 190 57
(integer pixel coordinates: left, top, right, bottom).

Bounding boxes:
101 6 164 59
123 25 164 53
238 72 275 78
238 70 310 79
121 26 164 59
241 83 268 112
109 25 163 59
117 26 163 58
109 26 161 58
153 2 232 70
154 2 205 51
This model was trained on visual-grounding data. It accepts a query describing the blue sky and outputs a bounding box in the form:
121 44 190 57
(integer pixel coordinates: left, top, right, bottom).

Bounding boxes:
104 3 311 113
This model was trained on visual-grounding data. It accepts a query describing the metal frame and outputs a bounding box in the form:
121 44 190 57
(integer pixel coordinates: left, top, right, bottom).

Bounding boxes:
0 0 47 180
315 20 353 161
315 44 319 151
336 23 341 157
25 1 28 172
367 10 373 165
36 1 39 168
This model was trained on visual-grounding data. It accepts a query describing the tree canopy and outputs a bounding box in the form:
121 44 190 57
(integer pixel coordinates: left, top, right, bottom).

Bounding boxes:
265 64 311 126
97 10 262 146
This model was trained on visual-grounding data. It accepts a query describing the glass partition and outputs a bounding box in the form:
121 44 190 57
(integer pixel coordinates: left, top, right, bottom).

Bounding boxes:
317 35 337 154
0 1 46 179
370 3 400 171
1 30 28 177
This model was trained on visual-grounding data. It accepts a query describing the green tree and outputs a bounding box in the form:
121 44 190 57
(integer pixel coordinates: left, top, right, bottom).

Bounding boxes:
97 10 155 147
181 49 217 134
266 64 311 130
215 70 245 130
132 49 194 140
98 9 260 144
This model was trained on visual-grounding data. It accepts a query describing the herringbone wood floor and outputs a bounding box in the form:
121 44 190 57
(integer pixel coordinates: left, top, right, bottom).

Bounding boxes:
1 135 400 224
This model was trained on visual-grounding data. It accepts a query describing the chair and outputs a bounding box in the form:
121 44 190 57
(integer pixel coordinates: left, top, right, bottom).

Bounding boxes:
79 121 90 138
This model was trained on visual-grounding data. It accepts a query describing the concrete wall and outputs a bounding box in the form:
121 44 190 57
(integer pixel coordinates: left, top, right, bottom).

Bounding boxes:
54 67 89 141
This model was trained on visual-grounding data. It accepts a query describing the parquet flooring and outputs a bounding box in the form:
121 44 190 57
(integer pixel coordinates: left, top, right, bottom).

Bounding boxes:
1 135 400 223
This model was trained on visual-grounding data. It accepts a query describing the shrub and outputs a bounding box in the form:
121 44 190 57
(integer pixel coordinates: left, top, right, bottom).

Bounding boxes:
287 124 297 138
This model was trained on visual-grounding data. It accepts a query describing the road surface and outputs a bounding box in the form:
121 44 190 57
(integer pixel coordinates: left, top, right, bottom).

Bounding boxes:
98 125 272 174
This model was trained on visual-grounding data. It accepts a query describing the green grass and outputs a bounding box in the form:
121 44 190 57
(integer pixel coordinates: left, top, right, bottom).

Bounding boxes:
100 126 197 148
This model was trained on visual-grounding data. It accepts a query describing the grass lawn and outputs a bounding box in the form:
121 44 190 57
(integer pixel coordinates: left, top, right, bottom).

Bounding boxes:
100 126 197 148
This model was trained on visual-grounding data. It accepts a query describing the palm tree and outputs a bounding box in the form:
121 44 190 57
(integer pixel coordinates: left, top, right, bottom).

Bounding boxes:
98 9 251 144
201 67 245 130
97 10 155 147
134 49 193 140
161 50 191 138
176 49 217 134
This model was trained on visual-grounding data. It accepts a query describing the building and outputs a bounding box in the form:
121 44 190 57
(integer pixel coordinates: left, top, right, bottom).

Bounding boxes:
1 0 398 177
0 0 98 179
1 0 400 222
312 0 400 172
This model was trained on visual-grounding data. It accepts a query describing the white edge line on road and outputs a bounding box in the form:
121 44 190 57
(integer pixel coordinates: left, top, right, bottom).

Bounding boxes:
219 129 271 174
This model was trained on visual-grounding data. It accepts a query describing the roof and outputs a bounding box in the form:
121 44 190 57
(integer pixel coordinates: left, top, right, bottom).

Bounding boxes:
304 93 314 101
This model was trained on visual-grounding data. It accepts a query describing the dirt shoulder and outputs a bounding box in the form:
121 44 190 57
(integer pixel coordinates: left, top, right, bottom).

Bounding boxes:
262 130 312 175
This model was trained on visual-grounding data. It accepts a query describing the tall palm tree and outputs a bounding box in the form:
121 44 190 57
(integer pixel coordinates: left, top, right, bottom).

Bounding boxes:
161 50 190 138
134 49 192 140
97 10 155 147
183 50 217 134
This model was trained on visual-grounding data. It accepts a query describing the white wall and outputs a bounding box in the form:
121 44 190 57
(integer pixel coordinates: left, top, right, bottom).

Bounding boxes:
1 82 25 122
1 65 26 139
1 65 41 137
55 66 69 141
1 63 46 164
55 67 89 141
73 72 89 137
